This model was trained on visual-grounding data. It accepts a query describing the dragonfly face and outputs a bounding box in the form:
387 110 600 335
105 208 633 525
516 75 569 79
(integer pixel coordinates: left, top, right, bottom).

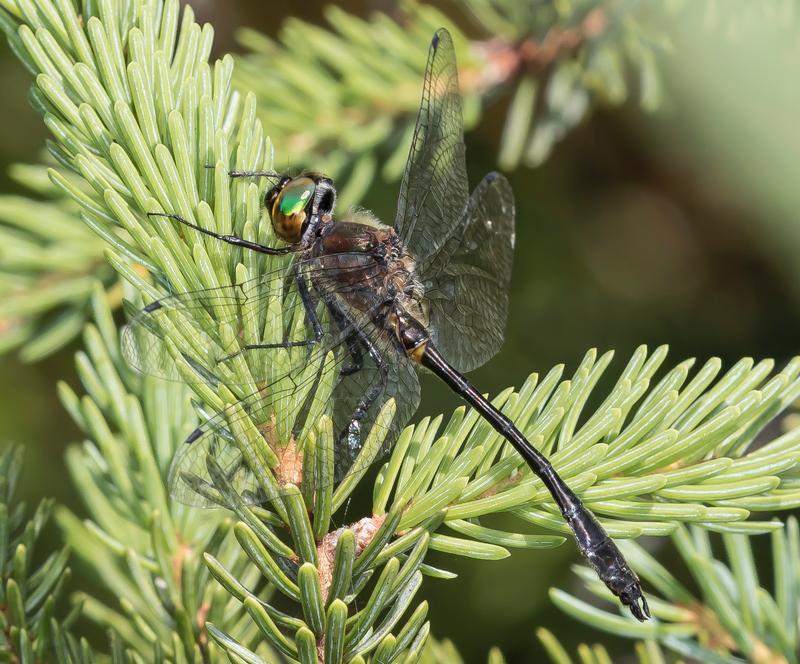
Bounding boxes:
122 28 649 621
266 172 336 244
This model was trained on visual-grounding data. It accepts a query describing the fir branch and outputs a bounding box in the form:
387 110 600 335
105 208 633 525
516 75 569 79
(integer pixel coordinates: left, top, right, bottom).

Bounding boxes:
0 0 788 360
234 0 669 205
4 1 800 662
56 286 268 660
537 626 672 664
419 632 672 664
183 346 800 661
422 628 682 664
419 637 507 664
237 0 798 193
363 347 800 552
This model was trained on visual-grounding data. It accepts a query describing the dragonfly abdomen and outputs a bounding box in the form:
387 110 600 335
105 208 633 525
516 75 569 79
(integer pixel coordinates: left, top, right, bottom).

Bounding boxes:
418 341 650 622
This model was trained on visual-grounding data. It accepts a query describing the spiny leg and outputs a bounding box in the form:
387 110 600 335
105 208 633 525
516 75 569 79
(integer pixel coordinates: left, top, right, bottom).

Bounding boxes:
228 170 282 178
204 164 282 179
149 212 294 255
339 335 364 377
338 329 389 453
326 299 364 376
320 295 389 451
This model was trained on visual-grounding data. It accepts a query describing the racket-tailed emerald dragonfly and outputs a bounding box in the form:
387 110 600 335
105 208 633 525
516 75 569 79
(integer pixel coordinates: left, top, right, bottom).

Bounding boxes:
122 28 648 620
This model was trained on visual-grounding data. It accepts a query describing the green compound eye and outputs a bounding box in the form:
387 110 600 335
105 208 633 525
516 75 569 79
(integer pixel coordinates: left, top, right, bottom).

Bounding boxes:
278 177 316 216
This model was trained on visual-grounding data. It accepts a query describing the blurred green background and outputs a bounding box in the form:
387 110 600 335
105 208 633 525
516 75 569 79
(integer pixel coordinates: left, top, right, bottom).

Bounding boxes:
1 1 799 661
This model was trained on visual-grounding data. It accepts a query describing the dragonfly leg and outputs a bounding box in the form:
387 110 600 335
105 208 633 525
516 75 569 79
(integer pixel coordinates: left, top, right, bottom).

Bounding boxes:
316 293 390 454
325 299 364 376
339 336 364 376
339 330 389 452
203 164 282 180
228 170 282 179
149 212 294 255
217 262 324 364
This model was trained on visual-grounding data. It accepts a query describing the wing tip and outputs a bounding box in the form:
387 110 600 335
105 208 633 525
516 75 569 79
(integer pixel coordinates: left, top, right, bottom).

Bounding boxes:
432 27 451 49
485 170 509 183
144 300 163 313
483 170 513 195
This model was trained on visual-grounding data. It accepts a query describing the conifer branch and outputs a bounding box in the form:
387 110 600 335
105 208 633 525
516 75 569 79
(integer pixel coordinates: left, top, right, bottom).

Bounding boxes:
2 1 800 662
0 0 786 359
56 286 268 661
419 637 508 664
0 163 108 360
234 0 670 206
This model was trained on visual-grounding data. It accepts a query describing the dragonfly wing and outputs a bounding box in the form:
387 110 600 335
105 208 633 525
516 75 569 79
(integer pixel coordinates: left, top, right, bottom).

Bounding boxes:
166 273 420 507
121 276 266 384
168 338 348 507
394 28 469 273
421 172 515 373
121 255 376 390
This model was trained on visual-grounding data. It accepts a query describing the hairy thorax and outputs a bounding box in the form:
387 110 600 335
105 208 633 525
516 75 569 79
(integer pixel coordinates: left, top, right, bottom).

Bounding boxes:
313 211 428 327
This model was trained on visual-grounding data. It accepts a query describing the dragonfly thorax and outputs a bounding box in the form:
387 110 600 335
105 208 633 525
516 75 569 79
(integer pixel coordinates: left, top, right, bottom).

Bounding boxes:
316 212 425 294
312 211 430 352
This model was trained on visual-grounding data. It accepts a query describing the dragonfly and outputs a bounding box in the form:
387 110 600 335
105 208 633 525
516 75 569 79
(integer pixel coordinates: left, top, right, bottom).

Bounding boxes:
122 28 649 621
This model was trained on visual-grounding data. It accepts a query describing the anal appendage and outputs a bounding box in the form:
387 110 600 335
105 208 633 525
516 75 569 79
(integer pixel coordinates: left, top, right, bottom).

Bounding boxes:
562 502 650 621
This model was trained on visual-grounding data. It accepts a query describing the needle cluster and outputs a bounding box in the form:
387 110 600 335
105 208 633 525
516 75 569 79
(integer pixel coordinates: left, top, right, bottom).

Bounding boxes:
0 445 84 661
543 517 800 663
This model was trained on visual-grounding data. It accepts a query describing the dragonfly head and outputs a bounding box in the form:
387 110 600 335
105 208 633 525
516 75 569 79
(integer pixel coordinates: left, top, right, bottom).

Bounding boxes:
266 173 337 244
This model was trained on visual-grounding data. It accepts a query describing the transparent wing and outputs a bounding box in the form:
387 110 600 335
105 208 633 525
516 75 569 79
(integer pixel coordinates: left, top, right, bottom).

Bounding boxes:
421 173 515 373
121 255 375 393
394 28 469 274
167 299 420 508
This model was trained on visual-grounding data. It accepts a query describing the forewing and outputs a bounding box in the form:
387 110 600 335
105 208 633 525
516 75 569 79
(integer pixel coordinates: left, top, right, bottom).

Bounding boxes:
121 256 373 393
421 173 515 373
394 28 469 273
